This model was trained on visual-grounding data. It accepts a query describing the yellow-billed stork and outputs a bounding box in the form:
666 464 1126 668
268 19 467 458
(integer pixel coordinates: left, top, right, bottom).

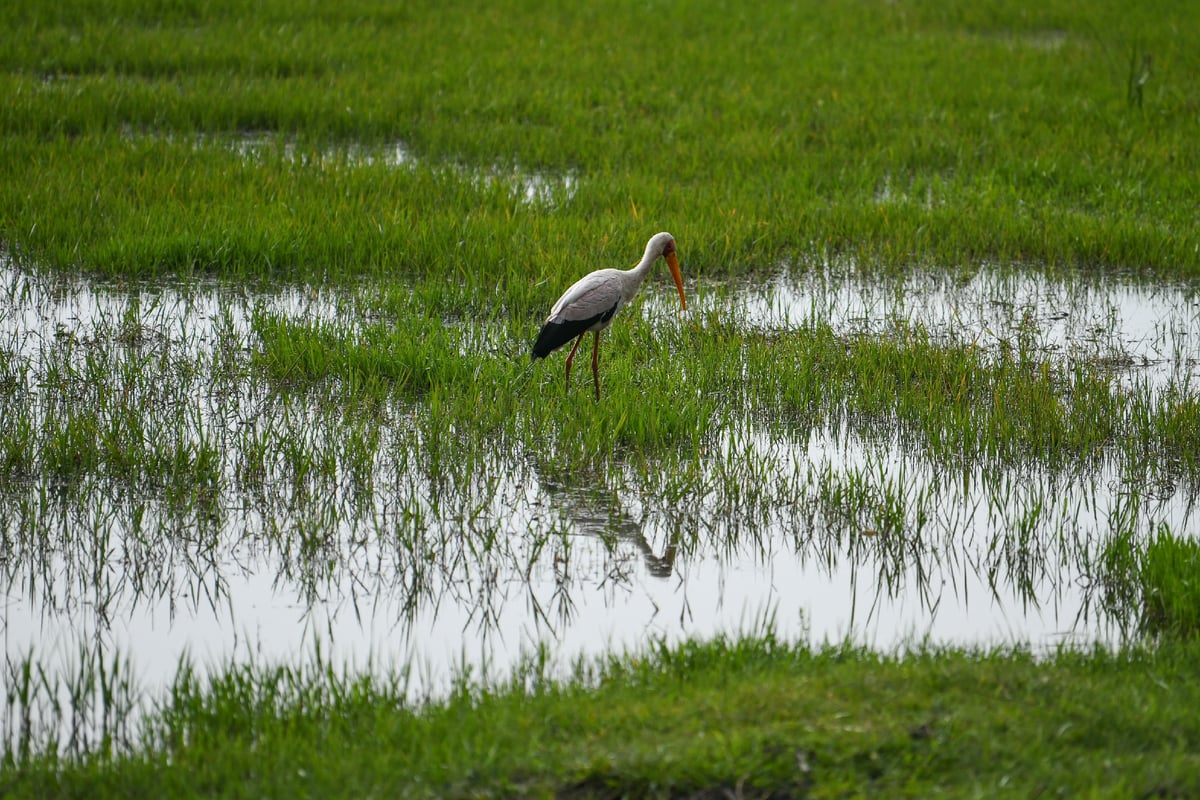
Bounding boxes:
531 231 687 399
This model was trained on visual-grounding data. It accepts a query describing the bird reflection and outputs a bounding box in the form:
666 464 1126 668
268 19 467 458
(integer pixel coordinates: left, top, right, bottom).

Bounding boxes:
528 461 680 583
568 503 680 581
632 531 677 579
564 502 678 579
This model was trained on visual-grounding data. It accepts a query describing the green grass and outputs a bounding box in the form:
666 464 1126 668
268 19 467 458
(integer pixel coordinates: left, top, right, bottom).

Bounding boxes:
246 301 1200 485
1140 527 1200 639
2 0 1199 281
4 0 1200 794
4 633 1200 798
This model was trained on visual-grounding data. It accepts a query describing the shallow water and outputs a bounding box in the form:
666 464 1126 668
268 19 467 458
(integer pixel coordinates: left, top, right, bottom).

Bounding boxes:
2 257 1198 748
654 265 1200 391
221 133 577 206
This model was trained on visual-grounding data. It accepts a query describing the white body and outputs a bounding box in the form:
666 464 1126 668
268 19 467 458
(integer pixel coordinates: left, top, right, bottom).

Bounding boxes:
544 231 676 331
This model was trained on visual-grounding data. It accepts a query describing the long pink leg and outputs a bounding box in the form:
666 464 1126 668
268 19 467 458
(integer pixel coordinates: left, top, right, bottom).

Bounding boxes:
591 330 602 400
564 332 586 391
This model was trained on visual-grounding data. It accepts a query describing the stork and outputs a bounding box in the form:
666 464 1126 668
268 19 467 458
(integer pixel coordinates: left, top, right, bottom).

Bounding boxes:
531 232 687 399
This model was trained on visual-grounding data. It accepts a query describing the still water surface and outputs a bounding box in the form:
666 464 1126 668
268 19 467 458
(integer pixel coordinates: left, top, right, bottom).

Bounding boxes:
2 259 1198 714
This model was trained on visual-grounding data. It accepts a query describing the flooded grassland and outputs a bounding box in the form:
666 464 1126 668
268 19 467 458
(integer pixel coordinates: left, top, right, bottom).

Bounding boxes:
3 254 1198 752
3 0 1200 790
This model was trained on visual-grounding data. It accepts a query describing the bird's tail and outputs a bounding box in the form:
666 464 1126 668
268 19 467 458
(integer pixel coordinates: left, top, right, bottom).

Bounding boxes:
532 318 590 361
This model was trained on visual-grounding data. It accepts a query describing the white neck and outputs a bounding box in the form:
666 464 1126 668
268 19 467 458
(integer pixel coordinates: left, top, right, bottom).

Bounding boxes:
617 233 674 303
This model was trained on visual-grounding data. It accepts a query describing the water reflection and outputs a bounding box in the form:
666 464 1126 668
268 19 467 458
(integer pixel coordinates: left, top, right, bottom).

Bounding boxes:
2 257 1198 740
531 460 680 580
654 265 1200 391
214 132 577 207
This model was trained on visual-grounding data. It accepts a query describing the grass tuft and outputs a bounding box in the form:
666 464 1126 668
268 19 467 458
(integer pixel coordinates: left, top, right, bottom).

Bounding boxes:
1140 526 1200 640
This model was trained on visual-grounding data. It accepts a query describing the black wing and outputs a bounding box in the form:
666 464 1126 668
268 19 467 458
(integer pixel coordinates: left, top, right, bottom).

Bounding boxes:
530 301 619 361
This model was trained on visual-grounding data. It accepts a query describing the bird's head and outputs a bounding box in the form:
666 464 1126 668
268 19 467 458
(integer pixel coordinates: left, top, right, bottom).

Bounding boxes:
649 231 687 311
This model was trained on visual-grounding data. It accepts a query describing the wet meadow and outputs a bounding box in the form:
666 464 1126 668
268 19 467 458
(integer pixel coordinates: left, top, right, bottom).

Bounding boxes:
3 0 1200 795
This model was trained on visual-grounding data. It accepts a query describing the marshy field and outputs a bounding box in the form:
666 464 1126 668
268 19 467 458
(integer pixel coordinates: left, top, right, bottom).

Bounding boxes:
3 0 1200 795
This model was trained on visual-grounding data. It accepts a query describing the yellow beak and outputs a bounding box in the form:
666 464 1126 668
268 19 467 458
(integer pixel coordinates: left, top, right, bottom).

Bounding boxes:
666 251 687 310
